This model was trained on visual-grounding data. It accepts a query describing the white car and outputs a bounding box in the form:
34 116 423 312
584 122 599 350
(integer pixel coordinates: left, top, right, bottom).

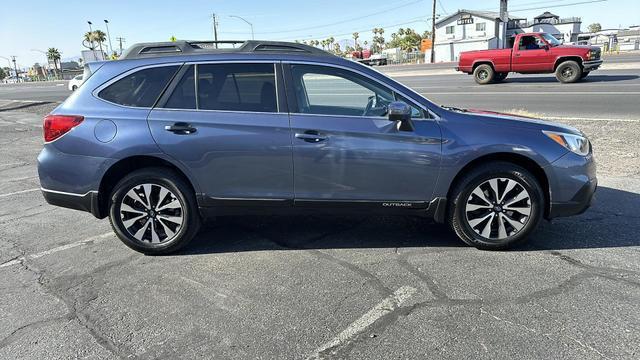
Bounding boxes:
68 75 83 91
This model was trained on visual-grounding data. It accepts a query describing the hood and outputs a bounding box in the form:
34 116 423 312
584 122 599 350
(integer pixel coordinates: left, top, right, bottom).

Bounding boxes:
443 107 582 135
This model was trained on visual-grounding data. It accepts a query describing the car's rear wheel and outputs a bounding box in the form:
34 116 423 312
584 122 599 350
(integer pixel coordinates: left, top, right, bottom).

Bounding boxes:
72 85 78 91
109 167 201 255
473 64 495 85
555 60 582 83
448 162 544 250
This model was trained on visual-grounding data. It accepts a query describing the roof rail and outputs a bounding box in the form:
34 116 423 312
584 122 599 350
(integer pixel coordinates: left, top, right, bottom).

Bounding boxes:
119 40 331 60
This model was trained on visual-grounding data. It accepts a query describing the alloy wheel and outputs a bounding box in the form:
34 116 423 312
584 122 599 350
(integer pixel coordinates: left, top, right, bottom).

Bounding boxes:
119 183 184 244
465 177 532 241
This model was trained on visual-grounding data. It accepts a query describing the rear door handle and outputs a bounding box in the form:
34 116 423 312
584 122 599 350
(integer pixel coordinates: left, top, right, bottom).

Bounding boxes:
165 122 197 135
295 131 327 143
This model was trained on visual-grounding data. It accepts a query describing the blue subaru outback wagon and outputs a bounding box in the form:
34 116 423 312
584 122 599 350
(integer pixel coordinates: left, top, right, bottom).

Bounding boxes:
37 40 596 254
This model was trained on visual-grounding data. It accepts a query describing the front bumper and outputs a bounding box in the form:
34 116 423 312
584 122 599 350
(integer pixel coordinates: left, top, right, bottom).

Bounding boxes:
549 178 597 218
546 149 597 219
583 59 603 71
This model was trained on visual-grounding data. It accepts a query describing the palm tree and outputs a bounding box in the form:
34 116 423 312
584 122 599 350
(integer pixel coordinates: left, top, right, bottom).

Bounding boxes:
92 30 107 56
83 31 95 50
352 32 359 48
46 48 61 80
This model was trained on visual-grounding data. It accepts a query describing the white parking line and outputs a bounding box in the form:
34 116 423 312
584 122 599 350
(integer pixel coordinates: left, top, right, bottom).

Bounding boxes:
0 232 114 268
0 188 40 198
308 285 417 359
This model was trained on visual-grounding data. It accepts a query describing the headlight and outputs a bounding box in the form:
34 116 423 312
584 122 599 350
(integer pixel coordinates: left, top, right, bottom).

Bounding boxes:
543 130 590 156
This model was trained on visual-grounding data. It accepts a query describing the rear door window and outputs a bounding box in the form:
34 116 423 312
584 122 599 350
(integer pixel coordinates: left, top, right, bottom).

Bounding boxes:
164 65 196 109
196 63 277 112
99 65 179 107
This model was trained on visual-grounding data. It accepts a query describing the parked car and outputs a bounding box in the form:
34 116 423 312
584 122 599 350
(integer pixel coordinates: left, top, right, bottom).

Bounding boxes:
38 40 596 254
456 32 603 84
68 74 84 91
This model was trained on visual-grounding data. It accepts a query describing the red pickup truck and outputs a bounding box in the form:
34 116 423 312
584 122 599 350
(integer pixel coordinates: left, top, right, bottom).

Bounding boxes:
456 32 603 84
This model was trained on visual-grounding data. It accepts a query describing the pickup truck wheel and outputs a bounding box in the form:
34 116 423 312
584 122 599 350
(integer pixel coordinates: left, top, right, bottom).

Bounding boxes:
555 61 582 83
448 162 544 250
473 64 495 85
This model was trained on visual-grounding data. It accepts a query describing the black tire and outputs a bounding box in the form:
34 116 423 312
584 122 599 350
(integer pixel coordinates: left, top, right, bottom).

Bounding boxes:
494 72 508 82
580 71 590 79
72 85 78 91
108 167 201 255
473 64 495 85
447 161 544 250
555 60 582 83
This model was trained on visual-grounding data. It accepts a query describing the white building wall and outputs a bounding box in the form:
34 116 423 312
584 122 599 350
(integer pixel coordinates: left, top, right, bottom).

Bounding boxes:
434 14 498 62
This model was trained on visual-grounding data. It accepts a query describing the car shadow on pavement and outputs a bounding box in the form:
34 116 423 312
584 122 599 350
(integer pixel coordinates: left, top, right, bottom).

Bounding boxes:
501 75 639 84
177 186 640 255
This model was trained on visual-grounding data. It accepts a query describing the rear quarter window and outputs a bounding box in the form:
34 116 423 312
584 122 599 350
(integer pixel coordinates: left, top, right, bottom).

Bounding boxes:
99 65 179 107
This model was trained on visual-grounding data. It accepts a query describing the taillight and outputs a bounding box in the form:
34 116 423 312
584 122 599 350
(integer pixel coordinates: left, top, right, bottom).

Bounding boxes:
43 115 84 142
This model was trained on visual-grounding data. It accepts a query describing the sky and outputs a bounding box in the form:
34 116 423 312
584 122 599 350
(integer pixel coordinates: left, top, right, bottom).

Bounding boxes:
1 0 639 69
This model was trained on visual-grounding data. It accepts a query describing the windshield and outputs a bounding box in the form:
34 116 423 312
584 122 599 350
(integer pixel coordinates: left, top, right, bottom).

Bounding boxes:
540 33 562 46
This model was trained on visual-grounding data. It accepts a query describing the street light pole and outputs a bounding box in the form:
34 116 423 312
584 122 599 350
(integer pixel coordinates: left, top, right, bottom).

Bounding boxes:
229 15 254 40
11 56 19 82
87 21 97 59
104 20 114 58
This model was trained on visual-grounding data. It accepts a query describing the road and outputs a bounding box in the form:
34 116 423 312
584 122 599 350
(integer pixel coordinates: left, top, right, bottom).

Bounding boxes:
0 58 639 359
2 62 639 120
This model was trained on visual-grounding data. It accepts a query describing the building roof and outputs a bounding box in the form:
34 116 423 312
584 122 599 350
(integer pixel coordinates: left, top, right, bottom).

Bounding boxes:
435 9 503 26
535 11 559 19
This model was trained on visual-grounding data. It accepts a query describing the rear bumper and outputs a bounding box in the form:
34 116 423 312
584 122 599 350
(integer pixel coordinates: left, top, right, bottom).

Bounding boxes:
583 59 603 71
41 188 102 218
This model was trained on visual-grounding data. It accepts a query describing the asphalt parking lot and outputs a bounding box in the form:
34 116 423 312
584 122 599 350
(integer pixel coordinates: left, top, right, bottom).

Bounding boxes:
1 66 639 359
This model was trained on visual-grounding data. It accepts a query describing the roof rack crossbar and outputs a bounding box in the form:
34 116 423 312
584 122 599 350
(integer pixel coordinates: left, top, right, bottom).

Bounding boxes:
120 40 330 59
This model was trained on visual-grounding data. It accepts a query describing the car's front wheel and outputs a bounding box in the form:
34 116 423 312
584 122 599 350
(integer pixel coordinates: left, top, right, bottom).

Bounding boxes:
448 162 544 250
109 167 201 255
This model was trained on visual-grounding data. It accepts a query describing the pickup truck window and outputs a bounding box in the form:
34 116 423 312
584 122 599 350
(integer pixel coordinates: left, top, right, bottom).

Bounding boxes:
518 35 545 51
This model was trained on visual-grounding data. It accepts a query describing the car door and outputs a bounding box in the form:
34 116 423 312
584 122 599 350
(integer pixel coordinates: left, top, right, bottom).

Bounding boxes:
512 35 555 72
284 63 441 206
147 62 293 205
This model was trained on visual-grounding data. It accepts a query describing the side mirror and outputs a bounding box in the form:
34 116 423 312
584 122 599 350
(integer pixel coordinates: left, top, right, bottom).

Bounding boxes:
388 101 411 122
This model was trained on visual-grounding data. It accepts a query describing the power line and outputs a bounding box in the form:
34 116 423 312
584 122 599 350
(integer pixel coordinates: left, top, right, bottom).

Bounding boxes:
226 0 424 35
283 16 435 42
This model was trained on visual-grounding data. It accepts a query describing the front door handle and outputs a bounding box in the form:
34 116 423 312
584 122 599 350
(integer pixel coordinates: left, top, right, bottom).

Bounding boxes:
295 131 327 143
165 122 197 135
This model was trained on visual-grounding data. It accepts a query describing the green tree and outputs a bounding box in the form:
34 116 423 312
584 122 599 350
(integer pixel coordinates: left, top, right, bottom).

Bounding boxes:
46 48 62 80
588 23 602 33
333 42 342 55
0 67 5 80
386 28 429 51
372 28 385 53
83 31 95 50
92 30 107 56
352 32 361 51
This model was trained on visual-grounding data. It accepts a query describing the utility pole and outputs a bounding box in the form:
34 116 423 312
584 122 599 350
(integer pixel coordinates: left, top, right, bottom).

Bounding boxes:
104 20 114 57
212 13 219 48
430 0 436 63
11 56 19 82
116 37 126 56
